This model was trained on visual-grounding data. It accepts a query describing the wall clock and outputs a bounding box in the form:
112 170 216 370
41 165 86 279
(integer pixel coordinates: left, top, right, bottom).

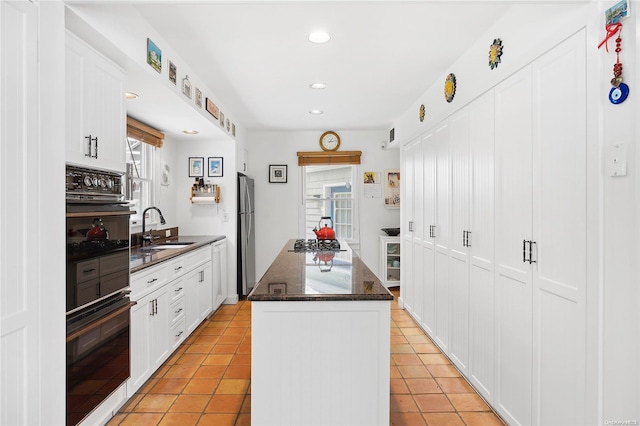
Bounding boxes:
319 131 341 151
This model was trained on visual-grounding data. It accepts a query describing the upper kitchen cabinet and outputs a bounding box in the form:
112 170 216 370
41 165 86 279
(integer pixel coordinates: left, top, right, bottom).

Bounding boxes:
65 31 126 173
237 147 248 174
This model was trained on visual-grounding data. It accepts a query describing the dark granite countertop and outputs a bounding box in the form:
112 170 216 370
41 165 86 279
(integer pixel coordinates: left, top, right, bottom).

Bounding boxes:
248 239 394 302
130 235 225 273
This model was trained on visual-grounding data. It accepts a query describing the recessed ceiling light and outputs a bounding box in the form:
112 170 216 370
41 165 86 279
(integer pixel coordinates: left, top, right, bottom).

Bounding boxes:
308 31 331 44
183 130 199 135
309 109 323 115
125 92 139 99
310 83 327 90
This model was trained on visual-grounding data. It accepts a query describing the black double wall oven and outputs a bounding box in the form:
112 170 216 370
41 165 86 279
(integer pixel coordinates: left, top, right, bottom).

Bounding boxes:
65 165 134 426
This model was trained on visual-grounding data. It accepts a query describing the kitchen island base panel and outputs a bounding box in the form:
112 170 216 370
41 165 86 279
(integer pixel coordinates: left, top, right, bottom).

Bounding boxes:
251 300 390 426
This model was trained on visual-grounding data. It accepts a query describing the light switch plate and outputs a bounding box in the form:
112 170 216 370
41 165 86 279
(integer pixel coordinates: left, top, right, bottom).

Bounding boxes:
608 143 628 177
165 229 171 237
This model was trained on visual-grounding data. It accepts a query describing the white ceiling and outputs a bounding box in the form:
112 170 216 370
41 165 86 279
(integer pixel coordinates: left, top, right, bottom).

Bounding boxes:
68 1 581 140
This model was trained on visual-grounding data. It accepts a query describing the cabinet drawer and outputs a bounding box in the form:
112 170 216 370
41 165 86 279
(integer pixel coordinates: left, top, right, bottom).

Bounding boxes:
170 297 185 325
184 246 211 271
76 259 100 283
170 318 186 349
167 257 186 279
170 278 186 303
131 264 167 297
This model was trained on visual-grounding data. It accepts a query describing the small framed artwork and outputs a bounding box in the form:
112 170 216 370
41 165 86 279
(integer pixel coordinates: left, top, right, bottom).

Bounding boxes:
269 165 287 183
147 38 162 73
384 169 400 207
168 60 177 84
220 111 225 127
188 157 204 177
268 283 287 295
208 157 223 177
182 75 192 98
232 123 236 137
195 88 202 108
205 98 219 119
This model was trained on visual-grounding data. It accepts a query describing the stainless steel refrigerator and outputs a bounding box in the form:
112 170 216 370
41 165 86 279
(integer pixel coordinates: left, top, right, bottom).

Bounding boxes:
237 173 256 296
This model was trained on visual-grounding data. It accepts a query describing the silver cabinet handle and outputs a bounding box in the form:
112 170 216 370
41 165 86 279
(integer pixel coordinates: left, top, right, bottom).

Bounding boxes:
408 221 414 232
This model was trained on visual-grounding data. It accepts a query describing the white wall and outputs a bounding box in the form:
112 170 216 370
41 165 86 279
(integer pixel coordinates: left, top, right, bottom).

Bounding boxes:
247 130 400 282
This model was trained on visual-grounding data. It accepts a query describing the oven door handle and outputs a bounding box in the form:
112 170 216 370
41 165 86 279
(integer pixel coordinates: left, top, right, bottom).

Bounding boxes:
66 301 136 342
66 210 134 218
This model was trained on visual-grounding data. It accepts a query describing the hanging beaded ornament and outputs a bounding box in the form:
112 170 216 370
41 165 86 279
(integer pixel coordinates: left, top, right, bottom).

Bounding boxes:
608 28 629 104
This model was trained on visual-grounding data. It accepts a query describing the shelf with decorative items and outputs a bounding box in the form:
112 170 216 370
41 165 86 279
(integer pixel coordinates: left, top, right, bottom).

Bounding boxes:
379 235 400 288
190 180 220 204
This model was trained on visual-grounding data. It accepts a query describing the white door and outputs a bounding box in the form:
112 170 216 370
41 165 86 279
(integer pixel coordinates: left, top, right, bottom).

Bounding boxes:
421 131 437 336
434 123 450 351
411 139 425 324
448 108 470 372
467 90 496 400
531 30 587 426
494 65 534 426
400 138 417 313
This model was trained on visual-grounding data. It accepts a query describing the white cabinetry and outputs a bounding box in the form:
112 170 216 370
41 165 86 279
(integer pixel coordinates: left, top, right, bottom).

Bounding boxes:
379 236 400 287
237 147 249 174
129 245 214 396
400 30 588 426
212 239 228 310
65 31 126 172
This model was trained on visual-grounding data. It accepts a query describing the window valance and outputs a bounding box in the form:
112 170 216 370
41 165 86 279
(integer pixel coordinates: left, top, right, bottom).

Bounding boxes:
127 116 164 148
297 151 361 166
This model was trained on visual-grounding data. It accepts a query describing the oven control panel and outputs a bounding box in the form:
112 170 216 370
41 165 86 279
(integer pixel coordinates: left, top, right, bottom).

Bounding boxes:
66 165 124 202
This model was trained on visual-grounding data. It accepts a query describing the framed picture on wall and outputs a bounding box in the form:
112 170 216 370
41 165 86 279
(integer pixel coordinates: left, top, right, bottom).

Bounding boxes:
384 169 400 207
208 157 223 177
188 157 204 177
269 165 287 183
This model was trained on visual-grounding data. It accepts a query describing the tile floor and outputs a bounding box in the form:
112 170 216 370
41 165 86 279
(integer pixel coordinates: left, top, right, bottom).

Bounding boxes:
106 288 505 426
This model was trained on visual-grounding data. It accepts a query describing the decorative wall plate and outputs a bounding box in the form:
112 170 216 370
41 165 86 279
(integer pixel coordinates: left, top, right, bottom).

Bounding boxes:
444 73 456 103
609 82 629 104
419 104 425 122
489 38 503 69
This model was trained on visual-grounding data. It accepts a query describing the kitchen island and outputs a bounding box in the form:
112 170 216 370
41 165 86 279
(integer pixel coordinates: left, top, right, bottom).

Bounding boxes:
248 239 393 426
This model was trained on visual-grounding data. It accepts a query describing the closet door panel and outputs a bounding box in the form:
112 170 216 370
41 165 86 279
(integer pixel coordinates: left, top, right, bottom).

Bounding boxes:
532 30 587 426
448 109 470 371
400 139 417 313
468 90 495 400
421 132 437 336
494 66 533 426
434 123 450 351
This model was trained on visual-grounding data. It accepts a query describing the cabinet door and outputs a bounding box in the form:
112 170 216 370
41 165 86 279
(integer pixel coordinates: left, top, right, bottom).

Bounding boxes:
421 131 436 336
400 138 417 314
150 288 170 370
198 262 213 321
467 90 496 400
433 123 450 351
531 30 587 426
129 293 153 396
494 65 533 426
65 32 125 172
184 271 199 334
212 241 228 309
448 107 470 372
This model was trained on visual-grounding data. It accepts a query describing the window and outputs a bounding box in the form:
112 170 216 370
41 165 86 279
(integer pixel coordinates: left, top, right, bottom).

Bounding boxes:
301 165 358 242
126 137 155 227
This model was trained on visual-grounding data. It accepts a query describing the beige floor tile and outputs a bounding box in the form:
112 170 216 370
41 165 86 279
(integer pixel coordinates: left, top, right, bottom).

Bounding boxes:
390 394 419 412
413 394 455 412
391 335 409 344
418 353 450 365
447 393 490 411
434 377 474 394
422 412 465 426
458 411 506 426
405 378 441 394
397 365 432 379
390 411 427 425
411 343 440 354
426 364 461 378
391 344 415 354
393 353 423 365
390 378 410 394
134 394 178 412
168 395 211 412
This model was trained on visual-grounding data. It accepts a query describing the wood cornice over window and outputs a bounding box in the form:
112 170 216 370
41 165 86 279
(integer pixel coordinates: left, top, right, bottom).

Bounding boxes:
127 116 165 148
297 151 361 166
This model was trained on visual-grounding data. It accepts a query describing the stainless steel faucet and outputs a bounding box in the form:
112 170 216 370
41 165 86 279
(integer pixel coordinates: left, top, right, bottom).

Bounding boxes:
142 206 166 245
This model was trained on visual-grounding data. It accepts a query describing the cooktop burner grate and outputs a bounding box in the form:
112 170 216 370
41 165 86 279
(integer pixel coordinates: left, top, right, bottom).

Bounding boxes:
291 239 341 252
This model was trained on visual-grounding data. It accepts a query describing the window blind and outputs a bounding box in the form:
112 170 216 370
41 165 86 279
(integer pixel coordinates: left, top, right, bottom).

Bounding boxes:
297 151 361 166
127 116 164 148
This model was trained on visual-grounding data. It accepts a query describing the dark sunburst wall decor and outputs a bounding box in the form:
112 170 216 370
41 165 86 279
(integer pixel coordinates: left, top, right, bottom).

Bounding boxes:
444 73 456 103
489 38 503 69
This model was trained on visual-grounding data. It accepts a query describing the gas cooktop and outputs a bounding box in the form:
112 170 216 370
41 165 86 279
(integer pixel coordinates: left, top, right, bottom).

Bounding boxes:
291 239 341 252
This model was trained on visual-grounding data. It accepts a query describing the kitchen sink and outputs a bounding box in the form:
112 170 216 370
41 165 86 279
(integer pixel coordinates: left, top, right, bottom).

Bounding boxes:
151 244 192 249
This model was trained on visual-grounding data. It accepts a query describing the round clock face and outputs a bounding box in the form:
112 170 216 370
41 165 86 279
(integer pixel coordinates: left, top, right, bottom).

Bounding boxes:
320 131 340 151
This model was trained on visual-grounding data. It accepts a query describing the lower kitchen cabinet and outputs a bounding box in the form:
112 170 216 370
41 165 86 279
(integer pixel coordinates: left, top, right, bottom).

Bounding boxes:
128 243 220 396
212 239 228 310
129 286 170 394
379 236 400 288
